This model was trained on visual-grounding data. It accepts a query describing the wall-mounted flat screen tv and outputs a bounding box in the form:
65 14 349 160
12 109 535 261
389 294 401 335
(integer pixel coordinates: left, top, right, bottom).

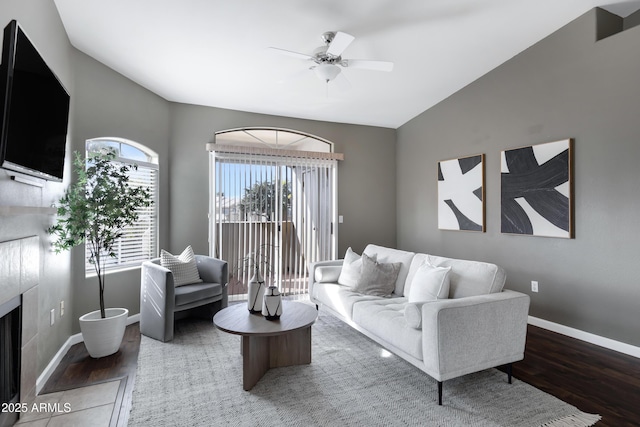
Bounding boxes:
0 20 70 182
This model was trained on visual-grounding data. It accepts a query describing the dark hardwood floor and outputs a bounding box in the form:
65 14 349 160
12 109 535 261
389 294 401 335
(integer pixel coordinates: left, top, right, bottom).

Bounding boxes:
511 325 640 427
41 324 141 427
41 322 640 426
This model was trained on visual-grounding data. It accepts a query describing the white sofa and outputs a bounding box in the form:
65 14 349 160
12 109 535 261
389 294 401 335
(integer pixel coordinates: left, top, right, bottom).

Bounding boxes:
309 244 530 405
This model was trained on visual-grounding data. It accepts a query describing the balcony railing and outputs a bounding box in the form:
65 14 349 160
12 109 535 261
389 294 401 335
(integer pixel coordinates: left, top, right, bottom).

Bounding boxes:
216 221 310 299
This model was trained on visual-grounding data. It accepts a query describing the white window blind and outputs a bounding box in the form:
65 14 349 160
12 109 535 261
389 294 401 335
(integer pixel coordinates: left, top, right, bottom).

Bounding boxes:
210 150 338 300
85 139 159 275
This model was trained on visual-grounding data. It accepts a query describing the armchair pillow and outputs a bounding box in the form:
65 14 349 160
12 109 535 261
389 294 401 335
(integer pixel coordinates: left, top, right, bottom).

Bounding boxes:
354 253 401 297
408 261 451 303
160 245 203 286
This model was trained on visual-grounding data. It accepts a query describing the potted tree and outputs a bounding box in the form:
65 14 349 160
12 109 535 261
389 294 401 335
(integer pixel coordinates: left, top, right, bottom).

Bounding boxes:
49 148 152 358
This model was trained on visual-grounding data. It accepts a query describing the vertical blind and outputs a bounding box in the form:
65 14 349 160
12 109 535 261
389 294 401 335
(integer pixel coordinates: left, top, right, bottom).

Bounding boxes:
210 150 338 299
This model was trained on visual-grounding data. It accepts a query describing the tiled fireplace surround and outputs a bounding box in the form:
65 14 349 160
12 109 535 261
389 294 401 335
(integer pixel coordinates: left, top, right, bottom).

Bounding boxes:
0 236 39 404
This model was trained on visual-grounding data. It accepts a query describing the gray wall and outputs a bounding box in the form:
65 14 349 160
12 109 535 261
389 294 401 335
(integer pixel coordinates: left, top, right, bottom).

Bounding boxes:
168 103 397 258
0 0 74 373
69 60 396 327
396 8 640 346
70 50 171 332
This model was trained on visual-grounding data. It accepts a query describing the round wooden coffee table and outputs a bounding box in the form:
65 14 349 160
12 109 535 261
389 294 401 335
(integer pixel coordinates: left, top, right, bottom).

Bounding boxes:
213 300 318 390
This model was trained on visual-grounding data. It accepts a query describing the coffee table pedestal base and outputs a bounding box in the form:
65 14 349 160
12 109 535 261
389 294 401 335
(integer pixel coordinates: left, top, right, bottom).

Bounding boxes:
242 326 311 391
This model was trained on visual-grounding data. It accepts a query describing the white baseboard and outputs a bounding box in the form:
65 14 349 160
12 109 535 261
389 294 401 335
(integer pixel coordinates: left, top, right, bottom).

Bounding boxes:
36 314 140 394
528 316 640 359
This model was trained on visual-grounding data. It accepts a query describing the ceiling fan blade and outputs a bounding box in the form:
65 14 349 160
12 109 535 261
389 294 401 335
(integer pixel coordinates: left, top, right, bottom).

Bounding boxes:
268 47 314 61
326 31 355 57
345 59 394 72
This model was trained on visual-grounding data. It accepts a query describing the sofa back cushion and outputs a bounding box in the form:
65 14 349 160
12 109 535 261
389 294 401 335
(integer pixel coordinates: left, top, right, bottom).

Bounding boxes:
363 244 415 296
429 254 506 298
406 253 506 298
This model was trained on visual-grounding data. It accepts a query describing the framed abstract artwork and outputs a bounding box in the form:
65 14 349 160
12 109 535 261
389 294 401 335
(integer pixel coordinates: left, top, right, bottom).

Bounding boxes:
501 139 574 238
438 154 485 232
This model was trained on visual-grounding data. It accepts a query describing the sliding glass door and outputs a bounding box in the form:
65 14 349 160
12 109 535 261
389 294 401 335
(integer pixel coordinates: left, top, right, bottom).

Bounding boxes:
209 148 337 300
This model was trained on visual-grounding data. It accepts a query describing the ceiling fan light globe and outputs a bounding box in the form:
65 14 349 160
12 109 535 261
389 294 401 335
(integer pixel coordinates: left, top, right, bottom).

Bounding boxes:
314 63 341 82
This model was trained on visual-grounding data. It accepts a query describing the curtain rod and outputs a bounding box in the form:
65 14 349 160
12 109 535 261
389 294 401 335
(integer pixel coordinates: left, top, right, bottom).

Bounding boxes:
205 143 344 161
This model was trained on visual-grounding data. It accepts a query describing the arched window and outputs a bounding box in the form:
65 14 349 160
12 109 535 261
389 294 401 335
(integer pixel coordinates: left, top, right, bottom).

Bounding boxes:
85 137 159 275
214 128 333 153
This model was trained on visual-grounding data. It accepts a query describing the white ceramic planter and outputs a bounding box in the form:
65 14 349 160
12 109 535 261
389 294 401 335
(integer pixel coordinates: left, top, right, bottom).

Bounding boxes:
79 308 129 358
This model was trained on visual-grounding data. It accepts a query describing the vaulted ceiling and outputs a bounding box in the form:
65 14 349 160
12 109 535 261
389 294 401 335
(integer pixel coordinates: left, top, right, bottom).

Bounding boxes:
54 0 639 129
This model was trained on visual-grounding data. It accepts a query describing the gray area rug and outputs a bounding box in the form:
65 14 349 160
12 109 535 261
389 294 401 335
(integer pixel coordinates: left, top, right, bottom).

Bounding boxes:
129 305 600 427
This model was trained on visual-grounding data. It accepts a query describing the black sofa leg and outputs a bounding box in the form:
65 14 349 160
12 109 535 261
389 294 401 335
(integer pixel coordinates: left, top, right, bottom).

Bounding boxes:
437 365 511 406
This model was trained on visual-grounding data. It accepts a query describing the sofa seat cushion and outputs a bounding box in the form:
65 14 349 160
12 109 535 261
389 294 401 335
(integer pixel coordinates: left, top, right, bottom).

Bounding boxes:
174 282 222 307
352 298 423 361
314 283 380 320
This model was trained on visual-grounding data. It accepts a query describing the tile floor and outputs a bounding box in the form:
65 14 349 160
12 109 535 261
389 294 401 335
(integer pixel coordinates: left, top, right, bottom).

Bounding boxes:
15 380 120 427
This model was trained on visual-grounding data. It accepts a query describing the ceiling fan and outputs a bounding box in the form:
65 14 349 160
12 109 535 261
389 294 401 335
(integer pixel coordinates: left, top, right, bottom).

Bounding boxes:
269 31 394 89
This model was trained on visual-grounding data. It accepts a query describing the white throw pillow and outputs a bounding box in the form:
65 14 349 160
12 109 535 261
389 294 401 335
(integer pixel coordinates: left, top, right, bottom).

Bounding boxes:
160 245 203 287
408 261 451 303
338 247 363 289
354 253 401 297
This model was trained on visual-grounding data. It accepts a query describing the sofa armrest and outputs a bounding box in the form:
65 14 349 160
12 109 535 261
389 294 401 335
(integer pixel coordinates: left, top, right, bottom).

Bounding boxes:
309 259 343 299
421 289 530 382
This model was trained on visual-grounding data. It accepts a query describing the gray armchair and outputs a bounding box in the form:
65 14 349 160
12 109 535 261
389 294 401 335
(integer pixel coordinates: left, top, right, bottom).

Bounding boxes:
140 255 228 342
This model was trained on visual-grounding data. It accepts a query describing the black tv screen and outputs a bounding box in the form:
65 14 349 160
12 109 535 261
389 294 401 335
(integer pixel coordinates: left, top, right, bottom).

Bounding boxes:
0 20 70 182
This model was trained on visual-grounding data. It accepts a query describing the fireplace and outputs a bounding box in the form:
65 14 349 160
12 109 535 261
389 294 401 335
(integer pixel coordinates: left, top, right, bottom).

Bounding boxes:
0 236 39 426
0 296 21 427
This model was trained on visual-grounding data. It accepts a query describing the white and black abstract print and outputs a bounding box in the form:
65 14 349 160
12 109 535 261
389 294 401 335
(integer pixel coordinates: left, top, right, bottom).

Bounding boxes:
438 154 484 231
501 139 572 238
